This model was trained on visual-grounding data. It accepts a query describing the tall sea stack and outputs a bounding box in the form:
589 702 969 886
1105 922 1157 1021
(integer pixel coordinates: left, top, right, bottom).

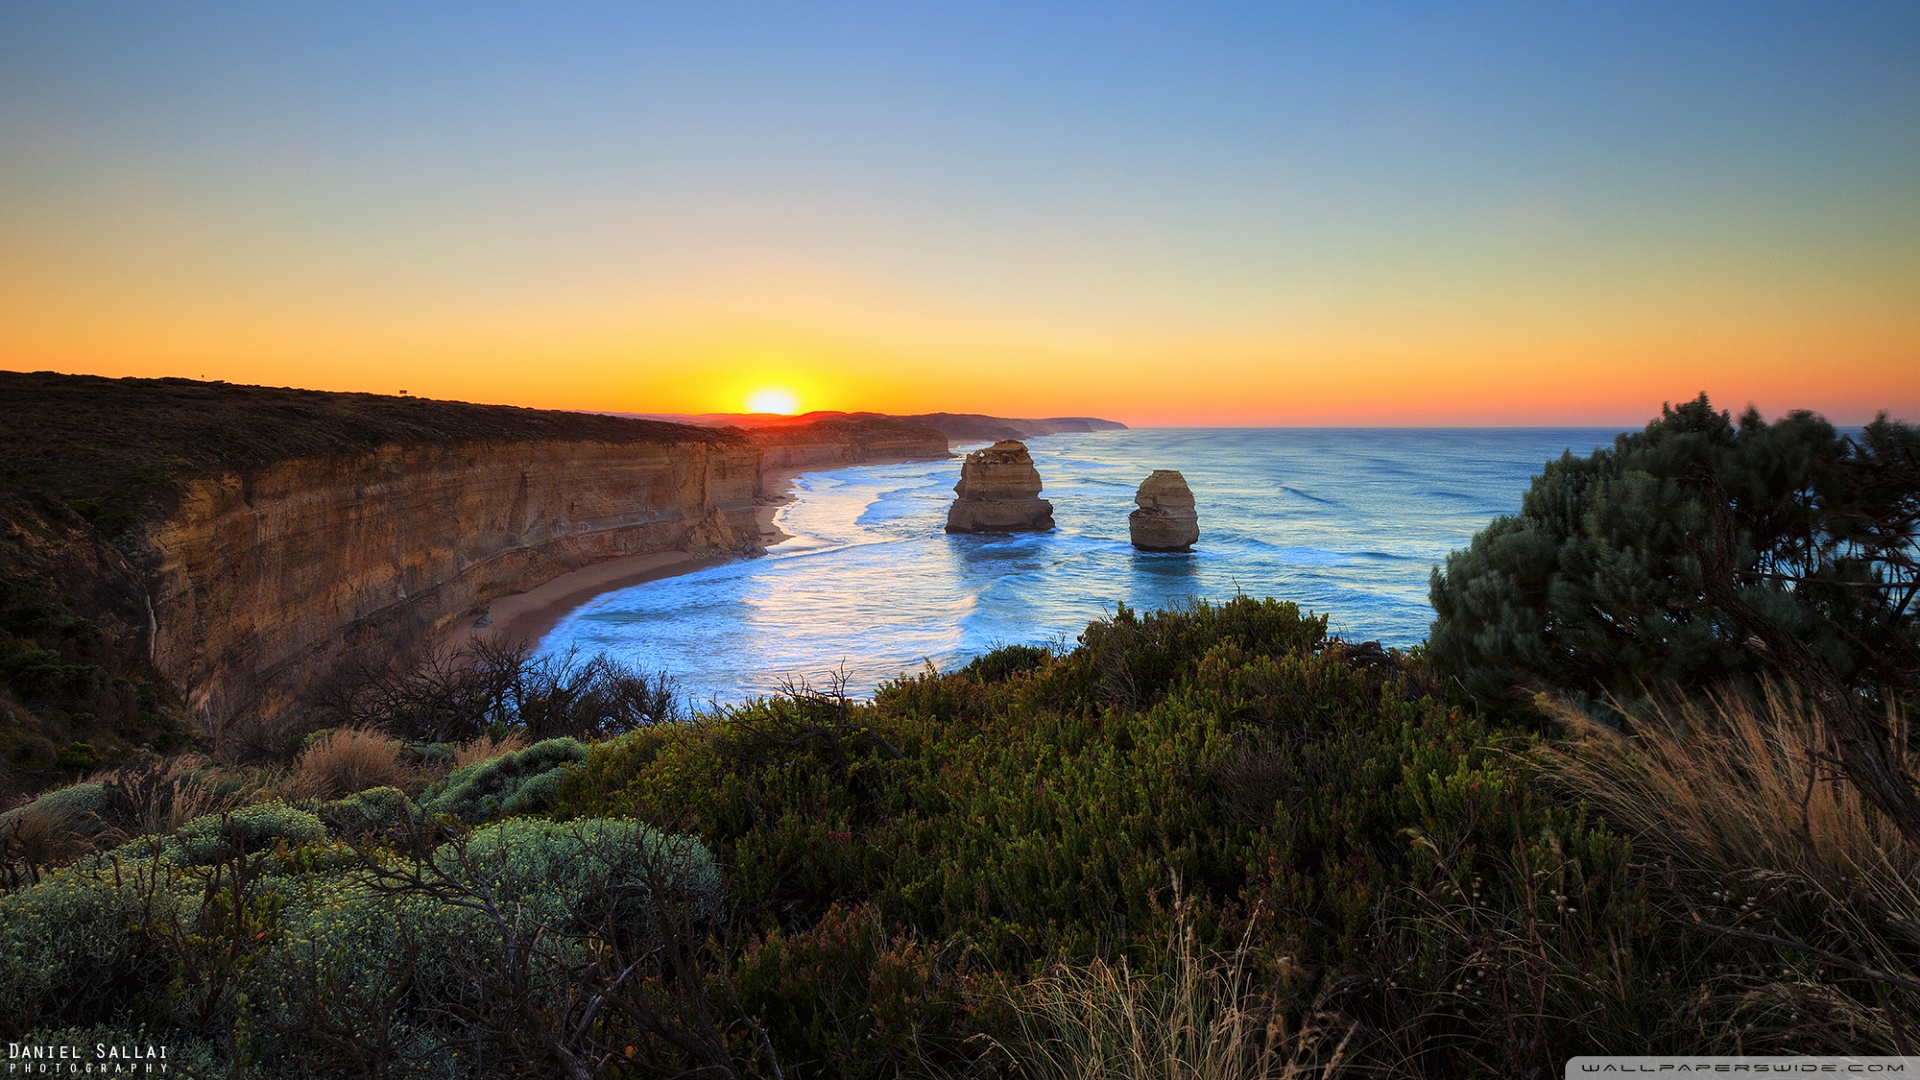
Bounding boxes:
1130 470 1199 552
945 440 1055 533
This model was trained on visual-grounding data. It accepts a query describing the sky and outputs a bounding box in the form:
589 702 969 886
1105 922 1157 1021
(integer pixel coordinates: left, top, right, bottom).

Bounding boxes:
1 3 1916 426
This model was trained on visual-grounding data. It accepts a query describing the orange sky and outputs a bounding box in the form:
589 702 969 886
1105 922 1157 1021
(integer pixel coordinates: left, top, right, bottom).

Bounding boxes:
3 5 1917 426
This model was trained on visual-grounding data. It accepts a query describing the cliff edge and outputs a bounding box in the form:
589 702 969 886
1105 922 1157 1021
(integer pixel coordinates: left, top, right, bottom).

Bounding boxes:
0 372 763 777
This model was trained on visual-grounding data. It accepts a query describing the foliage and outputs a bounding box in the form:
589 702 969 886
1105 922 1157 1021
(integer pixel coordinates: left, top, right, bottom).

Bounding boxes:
959 642 1052 683
166 802 327 865
421 736 588 823
1430 395 1920 712
1430 395 1920 844
4 583 1916 1073
314 785 422 838
558 596 1658 1074
341 638 680 745
0 795 725 1075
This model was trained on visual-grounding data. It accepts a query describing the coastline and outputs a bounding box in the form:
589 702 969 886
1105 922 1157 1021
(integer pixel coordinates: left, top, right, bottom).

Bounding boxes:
447 463 809 652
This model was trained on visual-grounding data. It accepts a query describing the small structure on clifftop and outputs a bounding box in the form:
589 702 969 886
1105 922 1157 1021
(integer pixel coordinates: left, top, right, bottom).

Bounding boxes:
1130 470 1199 552
945 440 1055 533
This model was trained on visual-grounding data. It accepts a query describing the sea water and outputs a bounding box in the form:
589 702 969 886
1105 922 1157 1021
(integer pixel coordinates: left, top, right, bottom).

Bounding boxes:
537 428 1622 705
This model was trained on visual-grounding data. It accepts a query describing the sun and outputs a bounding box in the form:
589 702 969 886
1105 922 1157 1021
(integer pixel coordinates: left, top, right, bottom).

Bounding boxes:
744 387 801 415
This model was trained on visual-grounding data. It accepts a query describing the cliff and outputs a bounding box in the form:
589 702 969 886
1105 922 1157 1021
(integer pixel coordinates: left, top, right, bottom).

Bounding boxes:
145 438 757 727
617 409 1126 446
0 373 758 763
738 416 949 496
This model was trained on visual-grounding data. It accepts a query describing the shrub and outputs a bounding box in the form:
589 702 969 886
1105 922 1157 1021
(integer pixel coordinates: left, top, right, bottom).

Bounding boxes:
342 638 680 744
1429 396 1920 842
1431 397 1920 711
421 737 587 822
0 781 109 836
167 802 326 865
960 642 1052 683
314 785 421 837
0 784 108 886
287 726 409 800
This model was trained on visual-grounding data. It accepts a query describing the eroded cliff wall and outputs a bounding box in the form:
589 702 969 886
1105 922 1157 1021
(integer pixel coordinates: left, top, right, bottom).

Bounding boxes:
144 438 758 728
744 419 949 497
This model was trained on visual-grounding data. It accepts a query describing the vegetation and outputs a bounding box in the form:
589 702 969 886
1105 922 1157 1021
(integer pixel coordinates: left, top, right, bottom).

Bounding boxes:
0 395 1914 1075
1430 395 1920 843
0 371 740 541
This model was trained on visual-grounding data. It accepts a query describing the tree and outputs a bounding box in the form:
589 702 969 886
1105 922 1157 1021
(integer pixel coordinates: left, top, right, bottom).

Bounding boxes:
1430 394 1920 844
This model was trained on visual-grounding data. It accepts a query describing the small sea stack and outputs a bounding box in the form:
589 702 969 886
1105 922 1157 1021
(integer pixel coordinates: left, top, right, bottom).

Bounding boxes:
1130 470 1200 552
945 440 1055 533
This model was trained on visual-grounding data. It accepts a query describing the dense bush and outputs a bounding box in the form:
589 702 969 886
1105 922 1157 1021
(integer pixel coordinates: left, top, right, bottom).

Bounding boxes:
341 639 680 744
421 736 588 822
0 795 723 1075
558 596 1664 1075
4 588 1913 1075
1430 396 1920 711
1430 395 1920 843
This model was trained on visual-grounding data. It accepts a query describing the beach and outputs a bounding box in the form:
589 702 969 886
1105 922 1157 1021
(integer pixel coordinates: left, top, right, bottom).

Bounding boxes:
444 464 808 652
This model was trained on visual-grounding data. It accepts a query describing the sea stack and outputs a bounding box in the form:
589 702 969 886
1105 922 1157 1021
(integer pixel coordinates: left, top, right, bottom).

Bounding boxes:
1130 470 1200 552
945 440 1055 533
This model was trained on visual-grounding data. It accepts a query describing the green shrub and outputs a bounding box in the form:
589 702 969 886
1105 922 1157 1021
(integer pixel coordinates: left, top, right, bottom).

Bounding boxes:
1430 397 1920 712
960 643 1052 683
313 785 421 836
421 736 587 822
0 780 110 836
167 802 326 865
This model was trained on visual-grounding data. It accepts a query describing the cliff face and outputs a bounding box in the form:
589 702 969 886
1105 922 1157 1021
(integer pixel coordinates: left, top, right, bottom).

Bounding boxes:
145 438 759 728
744 417 949 496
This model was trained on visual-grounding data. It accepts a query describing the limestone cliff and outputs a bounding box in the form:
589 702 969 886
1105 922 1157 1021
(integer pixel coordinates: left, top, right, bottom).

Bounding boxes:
741 416 949 497
144 439 758 725
946 440 1055 533
0 373 762 743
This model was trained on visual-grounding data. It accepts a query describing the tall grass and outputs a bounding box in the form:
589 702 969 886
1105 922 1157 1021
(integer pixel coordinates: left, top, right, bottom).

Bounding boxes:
1539 685 1920 1051
285 727 410 800
986 897 1350 1080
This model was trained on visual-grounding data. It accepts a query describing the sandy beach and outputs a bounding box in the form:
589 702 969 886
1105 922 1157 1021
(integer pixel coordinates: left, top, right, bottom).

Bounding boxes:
445 464 808 652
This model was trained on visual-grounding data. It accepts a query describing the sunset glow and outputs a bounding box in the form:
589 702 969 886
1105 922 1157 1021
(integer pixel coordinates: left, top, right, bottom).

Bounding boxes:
745 388 802 416
1 5 1915 424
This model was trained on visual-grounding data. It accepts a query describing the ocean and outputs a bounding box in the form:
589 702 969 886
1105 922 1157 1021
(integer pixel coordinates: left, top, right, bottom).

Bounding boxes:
536 427 1624 705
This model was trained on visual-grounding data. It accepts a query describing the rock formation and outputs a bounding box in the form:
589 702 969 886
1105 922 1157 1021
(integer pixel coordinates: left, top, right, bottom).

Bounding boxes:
1129 471 1199 552
945 440 1055 533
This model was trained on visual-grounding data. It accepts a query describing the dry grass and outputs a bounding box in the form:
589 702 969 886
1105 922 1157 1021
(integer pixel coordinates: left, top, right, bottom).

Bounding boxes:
985 898 1350 1080
101 755 240 838
286 727 410 800
1540 685 1912 882
454 729 527 770
0 799 91 886
1539 685 1920 1051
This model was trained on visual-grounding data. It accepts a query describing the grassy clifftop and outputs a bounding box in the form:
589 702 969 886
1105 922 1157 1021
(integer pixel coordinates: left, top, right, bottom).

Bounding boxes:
1 371 740 540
